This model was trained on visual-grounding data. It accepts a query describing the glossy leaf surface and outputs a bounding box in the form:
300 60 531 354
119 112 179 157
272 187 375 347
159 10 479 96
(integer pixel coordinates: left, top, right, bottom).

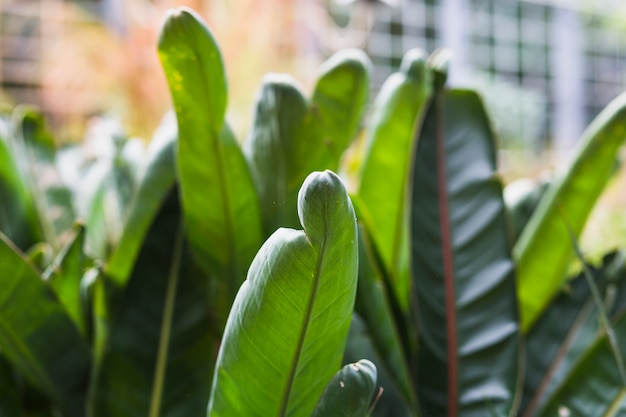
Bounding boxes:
514 92 626 332
358 49 431 308
520 252 626 417
158 7 262 299
537 311 626 417
90 187 214 417
311 359 377 417
208 171 358 417
246 50 369 236
410 89 519 417
0 234 90 417
353 220 416 409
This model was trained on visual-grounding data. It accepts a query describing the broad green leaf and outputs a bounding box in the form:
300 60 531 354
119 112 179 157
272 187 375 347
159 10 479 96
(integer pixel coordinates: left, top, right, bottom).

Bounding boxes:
246 50 369 236
514 92 626 332
311 359 377 417
358 49 431 310
0 354 21 417
353 220 416 409
89 186 215 417
519 252 625 417
42 223 88 336
0 116 40 251
537 311 626 417
107 114 177 286
208 170 358 417
0 233 90 417
158 7 262 301
12 107 75 249
409 89 519 417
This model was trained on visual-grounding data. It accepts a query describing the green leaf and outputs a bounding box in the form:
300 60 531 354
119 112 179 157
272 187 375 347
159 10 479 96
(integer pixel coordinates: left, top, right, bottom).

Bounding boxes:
537 311 626 417
514 92 626 332
12 106 75 249
342 315 417 417
311 359 378 417
358 49 431 310
42 223 88 336
158 7 262 301
0 354 21 417
208 170 358 417
106 114 177 287
353 220 416 410
0 115 40 251
89 186 215 417
409 89 520 417
519 253 623 417
503 178 550 242
0 233 91 417
246 50 370 236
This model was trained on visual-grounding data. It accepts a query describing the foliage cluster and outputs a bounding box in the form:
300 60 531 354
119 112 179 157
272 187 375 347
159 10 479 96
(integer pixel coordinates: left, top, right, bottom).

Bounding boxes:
1 6 626 417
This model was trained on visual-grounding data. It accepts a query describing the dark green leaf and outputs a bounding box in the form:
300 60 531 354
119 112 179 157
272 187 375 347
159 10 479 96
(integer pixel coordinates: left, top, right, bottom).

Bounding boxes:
537 311 626 417
89 186 215 417
158 7 262 302
246 50 369 236
409 89 519 417
0 354 21 417
514 92 626 332
343 315 417 417
208 171 358 417
0 233 90 417
311 359 377 417
106 113 177 287
519 253 625 417
358 49 431 310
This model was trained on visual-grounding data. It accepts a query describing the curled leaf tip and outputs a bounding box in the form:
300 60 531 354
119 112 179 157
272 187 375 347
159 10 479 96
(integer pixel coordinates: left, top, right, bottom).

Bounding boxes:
298 170 354 245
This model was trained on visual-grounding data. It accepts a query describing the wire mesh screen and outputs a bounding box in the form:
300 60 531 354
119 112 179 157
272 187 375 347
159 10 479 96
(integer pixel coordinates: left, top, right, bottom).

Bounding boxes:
338 0 626 151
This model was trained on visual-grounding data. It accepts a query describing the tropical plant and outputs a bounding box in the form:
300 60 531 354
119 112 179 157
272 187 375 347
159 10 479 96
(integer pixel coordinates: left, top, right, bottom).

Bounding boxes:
1 5 626 417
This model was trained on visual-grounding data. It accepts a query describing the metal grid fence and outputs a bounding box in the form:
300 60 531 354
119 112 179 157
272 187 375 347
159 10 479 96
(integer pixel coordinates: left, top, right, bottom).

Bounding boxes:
350 0 626 152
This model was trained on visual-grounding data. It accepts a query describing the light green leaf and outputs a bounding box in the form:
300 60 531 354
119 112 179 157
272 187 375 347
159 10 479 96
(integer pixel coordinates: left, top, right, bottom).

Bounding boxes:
11 106 75 249
158 7 262 302
106 113 177 287
514 92 626 332
409 89 520 417
208 170 358 417
0 233 90 417
0 114 40 251
311 359 378 417
358 49 431 310
353 219 416 410
42 223 88 336
246 50 369 237
89 187 215 417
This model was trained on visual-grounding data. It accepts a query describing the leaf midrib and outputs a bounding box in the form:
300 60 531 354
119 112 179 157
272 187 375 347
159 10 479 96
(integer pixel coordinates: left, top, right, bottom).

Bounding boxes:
148 222 184 417
278 188 329 417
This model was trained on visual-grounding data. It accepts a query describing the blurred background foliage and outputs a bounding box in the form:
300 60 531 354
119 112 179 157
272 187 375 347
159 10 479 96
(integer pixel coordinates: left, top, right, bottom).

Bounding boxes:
1 0 626 257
